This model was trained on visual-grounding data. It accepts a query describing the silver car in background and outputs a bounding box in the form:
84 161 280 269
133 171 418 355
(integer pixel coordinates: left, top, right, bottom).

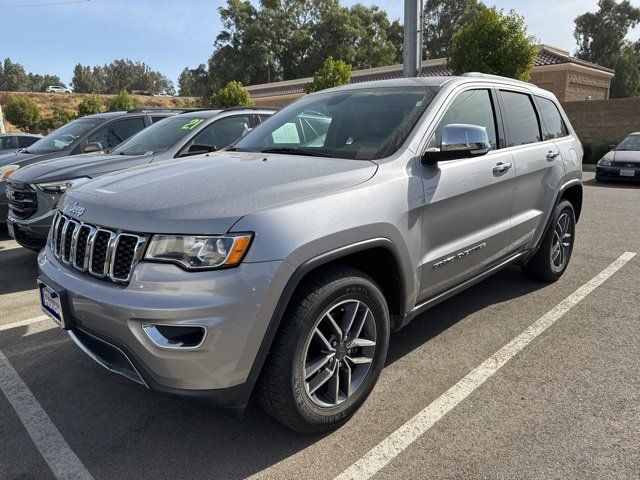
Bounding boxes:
38 74 583 433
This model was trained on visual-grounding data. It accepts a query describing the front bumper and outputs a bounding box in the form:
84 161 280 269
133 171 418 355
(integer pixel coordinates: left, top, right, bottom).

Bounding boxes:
595 164 640 181
38 245 294 407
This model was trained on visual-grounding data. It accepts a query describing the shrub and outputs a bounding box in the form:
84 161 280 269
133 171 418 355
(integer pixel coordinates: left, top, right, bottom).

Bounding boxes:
583 143 613 164
304 57 352 93
38 107 77 133
210 81 254 108
108 90 139 111
78 94 105 116
4 95 40 132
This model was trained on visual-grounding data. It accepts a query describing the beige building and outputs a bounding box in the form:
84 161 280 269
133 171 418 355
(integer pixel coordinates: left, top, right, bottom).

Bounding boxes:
247 45 614 106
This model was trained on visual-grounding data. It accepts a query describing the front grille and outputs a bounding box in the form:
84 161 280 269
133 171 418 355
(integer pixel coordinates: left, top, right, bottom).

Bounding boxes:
7 183 37 219
52 212 147 284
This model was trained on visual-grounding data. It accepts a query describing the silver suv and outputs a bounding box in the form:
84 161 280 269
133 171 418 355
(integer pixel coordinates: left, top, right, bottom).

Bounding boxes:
37 74 583 433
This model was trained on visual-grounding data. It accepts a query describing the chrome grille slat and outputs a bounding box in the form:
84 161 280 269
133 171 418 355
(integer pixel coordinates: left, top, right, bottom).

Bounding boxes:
51 212 147 284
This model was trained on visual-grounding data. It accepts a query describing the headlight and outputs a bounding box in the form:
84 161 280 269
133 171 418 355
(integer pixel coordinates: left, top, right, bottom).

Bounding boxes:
0 164 20 182
144 234 253 270
35 177 90 194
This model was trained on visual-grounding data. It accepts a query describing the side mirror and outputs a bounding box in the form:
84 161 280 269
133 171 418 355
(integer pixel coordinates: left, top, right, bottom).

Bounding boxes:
609 144 617 150
83 142 103 154
182 143 216 157
241 127 252 137
422 124 491 164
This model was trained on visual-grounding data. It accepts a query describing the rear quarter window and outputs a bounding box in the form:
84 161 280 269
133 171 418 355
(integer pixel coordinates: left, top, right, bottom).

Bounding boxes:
535 96 568 140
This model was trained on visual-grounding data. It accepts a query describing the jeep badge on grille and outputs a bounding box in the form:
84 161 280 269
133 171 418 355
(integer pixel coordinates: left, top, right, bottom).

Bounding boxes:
67 202 86 217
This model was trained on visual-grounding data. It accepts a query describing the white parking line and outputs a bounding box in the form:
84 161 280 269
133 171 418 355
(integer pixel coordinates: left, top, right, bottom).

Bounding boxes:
0 349 94 480
335 252 637 480
0 315 49 332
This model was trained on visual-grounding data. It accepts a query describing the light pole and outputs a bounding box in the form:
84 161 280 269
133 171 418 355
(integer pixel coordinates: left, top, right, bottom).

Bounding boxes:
403 0 423 78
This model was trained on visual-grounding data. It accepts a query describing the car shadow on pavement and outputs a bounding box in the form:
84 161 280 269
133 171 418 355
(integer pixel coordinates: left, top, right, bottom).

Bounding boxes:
386 266 546 366
583 178 640 189
0 266 547 480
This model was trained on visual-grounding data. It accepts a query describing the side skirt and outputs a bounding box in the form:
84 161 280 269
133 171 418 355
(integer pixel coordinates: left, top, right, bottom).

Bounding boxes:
395 250 529 330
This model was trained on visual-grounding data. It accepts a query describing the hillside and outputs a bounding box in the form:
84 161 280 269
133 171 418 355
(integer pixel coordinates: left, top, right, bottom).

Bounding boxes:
0 91 198 133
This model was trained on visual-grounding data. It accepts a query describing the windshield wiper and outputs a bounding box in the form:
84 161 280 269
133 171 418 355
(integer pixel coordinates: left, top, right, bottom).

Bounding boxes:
260 147 334 158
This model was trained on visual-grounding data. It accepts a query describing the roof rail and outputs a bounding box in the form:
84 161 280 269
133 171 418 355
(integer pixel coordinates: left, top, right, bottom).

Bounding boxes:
220 106 280 113
461 72 535 87
126 108 191 113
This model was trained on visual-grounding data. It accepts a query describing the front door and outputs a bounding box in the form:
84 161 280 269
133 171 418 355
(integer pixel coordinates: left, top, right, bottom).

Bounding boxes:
417 88 515 300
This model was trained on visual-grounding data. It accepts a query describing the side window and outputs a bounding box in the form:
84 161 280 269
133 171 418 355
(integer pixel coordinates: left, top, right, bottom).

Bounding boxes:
431 89 498 150
151 116 167 124
499 91 541 147
18 136 37 148
191 115 251 149
86 117 146 150
0 136 16 149
535 96 568 140
258 114 272 123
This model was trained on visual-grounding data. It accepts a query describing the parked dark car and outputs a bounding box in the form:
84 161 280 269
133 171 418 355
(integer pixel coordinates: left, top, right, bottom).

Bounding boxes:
0 109 183 224
0 133 42 155
596 133 640 182
7 107 276 250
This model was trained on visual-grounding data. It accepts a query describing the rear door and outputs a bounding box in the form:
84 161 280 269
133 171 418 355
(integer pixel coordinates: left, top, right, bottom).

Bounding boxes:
497 89 565 252
417 87 515 300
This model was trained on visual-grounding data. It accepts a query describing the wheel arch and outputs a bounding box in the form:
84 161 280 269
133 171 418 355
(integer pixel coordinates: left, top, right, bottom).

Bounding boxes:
244 238 407 389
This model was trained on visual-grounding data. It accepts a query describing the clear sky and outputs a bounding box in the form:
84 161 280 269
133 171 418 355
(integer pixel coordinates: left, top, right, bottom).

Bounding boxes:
1 0 639 86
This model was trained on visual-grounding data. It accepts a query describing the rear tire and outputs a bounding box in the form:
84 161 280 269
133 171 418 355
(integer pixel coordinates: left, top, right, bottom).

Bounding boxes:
522 200 576 283
257 265 390 434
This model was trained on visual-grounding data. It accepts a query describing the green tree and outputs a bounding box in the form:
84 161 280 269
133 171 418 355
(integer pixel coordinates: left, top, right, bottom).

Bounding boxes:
304 57 352 93
0 58 29 91
610 44 640 97
423 0 485 59
72 64 104 93
108 90 139 111
4 95 40 132
207 0 401 92
574 0 640 98
447 7 537 81
210 81 254 108
77 94 106 116
575 0 640 64
39 107 76 133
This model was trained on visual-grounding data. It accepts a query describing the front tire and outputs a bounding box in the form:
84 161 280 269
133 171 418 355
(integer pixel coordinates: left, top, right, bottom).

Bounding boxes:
522 200 576 283
258 265 390 433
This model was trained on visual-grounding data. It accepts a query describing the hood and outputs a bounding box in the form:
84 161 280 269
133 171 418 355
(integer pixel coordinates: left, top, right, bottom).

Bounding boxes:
0 149 68 169
10 152 154 184
61 151 377 234
613 150 640 165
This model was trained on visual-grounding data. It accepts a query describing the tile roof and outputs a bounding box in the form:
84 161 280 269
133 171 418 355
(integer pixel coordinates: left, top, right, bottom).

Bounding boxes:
246 45 614 98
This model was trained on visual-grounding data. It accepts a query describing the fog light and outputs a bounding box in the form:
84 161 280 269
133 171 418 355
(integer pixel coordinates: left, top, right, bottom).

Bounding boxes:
142 324 206 349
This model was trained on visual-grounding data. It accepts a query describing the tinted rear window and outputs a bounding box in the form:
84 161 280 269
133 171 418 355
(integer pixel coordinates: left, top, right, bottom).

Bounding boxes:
535 96 568 140
500 91 541 147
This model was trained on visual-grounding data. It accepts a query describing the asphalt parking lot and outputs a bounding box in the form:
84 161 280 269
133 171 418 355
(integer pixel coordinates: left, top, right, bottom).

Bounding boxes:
0 171 638 480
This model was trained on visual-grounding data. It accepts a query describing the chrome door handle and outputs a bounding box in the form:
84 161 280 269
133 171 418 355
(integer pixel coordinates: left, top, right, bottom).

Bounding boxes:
493 162 512 174
546 151 560 160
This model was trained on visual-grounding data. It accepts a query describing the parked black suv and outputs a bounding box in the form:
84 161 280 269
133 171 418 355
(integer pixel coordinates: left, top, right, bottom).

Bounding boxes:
0 109 182 224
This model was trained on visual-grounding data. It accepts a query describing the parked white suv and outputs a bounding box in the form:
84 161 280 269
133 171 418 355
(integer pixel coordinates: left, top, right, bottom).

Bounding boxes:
45 85 72 94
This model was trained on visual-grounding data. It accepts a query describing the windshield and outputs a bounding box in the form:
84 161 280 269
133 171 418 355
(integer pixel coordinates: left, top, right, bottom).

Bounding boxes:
616 135 640 151
111 116 209 155
26 118 101 154
233 86 439 160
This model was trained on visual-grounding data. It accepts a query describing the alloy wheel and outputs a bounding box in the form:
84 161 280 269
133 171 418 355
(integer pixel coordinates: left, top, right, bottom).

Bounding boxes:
302 299 377 408
551 212 573 272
